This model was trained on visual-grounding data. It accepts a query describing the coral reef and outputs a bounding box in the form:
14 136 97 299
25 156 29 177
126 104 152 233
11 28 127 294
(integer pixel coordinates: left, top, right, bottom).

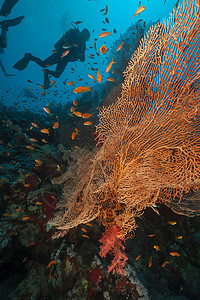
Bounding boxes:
50 0 200 276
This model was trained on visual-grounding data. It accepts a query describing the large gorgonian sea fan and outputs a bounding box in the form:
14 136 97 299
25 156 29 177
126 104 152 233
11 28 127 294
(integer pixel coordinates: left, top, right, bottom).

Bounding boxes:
50 0 200 238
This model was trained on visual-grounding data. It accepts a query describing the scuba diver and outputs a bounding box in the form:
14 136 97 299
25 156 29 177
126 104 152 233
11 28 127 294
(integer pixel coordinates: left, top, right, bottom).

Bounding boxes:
0 0 24 76
0 0 20 17
13 22 90 89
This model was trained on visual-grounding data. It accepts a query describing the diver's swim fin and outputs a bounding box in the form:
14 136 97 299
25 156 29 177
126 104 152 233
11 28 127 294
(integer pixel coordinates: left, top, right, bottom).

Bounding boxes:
0 16 24 29
13 54 30 71
43 71 50 89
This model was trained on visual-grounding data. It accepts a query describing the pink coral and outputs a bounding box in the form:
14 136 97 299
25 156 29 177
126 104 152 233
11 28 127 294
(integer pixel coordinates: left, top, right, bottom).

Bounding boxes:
99 225 128 275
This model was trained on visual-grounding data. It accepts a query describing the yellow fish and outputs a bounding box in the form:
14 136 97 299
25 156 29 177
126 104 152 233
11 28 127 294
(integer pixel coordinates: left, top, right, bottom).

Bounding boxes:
106 56 116 73
131 6 145 19
99 31 112 38
74 86 92 93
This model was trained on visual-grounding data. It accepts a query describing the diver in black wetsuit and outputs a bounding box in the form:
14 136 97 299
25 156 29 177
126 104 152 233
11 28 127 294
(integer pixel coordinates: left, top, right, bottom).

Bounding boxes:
0 0 24 76
13 23 90 89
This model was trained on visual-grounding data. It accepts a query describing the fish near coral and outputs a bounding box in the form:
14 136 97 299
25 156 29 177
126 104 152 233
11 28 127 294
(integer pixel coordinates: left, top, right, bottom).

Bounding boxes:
49 0 200 276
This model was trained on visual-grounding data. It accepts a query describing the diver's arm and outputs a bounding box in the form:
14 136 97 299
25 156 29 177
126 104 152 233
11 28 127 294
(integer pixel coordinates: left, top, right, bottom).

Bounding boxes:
0 58 15 76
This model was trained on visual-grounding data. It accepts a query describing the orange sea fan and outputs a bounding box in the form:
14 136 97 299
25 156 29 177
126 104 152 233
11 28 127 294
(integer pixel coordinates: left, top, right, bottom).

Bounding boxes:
50 0 200 238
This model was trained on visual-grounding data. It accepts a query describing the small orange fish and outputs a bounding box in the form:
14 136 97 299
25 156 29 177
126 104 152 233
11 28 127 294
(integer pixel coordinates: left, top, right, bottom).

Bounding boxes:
88 74 96 82
168 221 177 225
135 254 141 260
52 49 58 53
99 31 112 38
107 77 116 82
36 202 43 205
81 228 87 233
26 145 34 150
67 81 75 86
41 91 46 96
24 184 31 187
86 223 93 227
148 256 152 267
27 80 32 83
41 129 49 135
82 234 90 238
84 121 93 126
82 113 93 119
35 159 43 164
16 208 24 212
116 41 124 51
106 56 116 73
100 45 108 54
43 107 51 115
148 233 156 237
162 261 169 268
154 245 161 252
74 86 92 93
53 122 59 129
75 146 80 149
22 216 30 221
73 43 79 47
51 195 56 200
47 260 57 269
70 106 76 112
97 71 102 83
170 252 180 257
72 132 77 140
56 164 60 171
31 122 39 128
73 100 78 106
3 213 11 217
176 235 183 239
30 138 37 142
78 78 83 81
41 138 48 143
73 111 83 117
131 6 145 19
51 80 56 84
61 49 70 58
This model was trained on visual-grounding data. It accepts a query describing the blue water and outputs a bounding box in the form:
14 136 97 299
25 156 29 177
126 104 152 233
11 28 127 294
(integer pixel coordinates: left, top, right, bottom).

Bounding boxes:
0 0 175 111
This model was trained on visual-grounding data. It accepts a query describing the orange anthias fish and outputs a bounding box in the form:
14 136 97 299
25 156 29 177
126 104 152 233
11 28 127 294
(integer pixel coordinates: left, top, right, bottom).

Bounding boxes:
162 261 169 268
61 49 70 58
168 221 177 225
47 260 57 269
116 41 124 51
106 56 116 73
31 122 39 128
82 113 93 119
135 254 141 260
97 71 102 83
73 111 83 117
131 6 145 18
74 86 92 93
67 81 75 86
43 107 51 115
22 216 30 221
84 121 93 126
73 100 78 106
170 252 180 257
88 74 97 82
41 129 50 135
100 45 108 54
148 256 152 267
81 228 87 233
53 122 59 129
154 245 161 252
99 31 112 38
107 78 116 82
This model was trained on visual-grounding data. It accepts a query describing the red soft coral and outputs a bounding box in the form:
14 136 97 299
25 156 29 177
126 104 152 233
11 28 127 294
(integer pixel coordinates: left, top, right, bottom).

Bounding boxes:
99 225 128 275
